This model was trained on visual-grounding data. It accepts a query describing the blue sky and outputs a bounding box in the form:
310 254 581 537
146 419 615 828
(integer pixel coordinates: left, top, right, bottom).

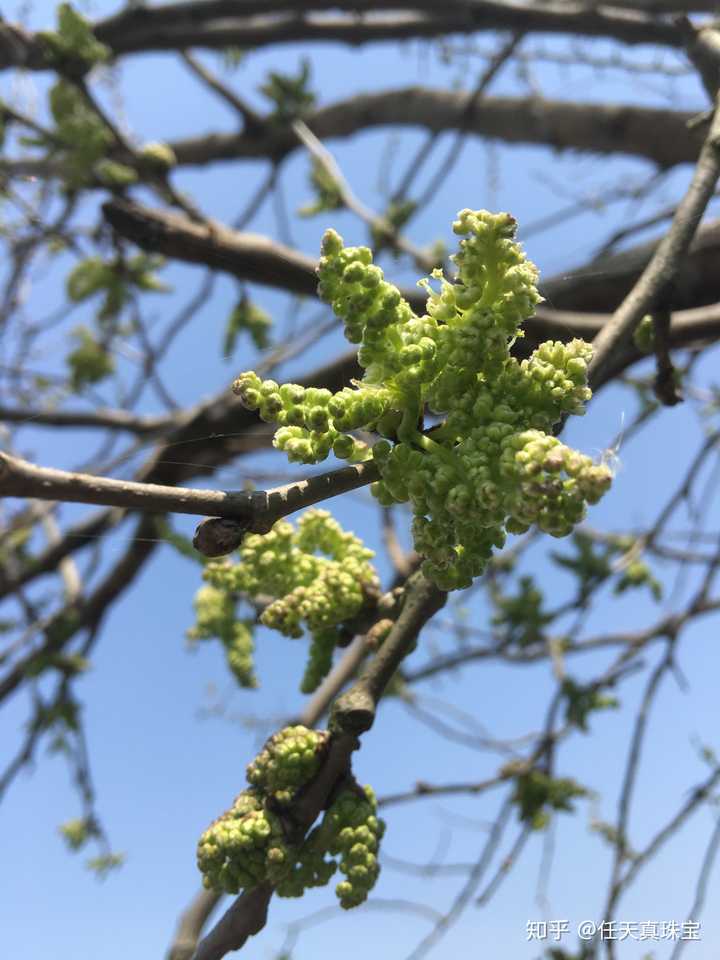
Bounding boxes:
2 3 720 959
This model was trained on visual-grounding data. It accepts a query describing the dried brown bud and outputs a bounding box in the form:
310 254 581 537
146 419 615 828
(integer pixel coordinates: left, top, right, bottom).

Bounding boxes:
193 517 249 558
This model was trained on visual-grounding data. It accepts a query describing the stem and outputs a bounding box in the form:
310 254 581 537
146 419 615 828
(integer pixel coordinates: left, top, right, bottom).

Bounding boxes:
414 431 462 471
397 396 421 444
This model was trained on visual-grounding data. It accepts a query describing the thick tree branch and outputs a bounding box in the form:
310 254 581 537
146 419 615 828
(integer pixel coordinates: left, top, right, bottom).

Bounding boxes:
167 890 224 960
540 218 720 313
102 199 320 300
154 91 703 172
0 351 362 601
189 885 273 960
4 93 702 188
0 406 176 433
0 2 682 74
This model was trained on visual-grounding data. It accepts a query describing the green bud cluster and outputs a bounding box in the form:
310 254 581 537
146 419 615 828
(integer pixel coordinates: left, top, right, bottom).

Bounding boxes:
203 509 378 692
324 785 385 909
551 530 615 592
138 141 177 172
197 728 383 908
500 430 612 536
197 787 297 893
59 816 95 851
633 315 655 353
187 584 257 689
552 532 662 602
274 825 337 897
233 373 370 464
233 210 613 590
246 725 329 804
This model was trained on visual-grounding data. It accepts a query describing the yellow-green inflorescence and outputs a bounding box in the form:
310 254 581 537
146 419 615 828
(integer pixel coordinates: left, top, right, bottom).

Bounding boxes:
324 784 385 908
247 725 330 804
187 584 257 688
197 726 384 908
233 210 613 590
199 509 379 693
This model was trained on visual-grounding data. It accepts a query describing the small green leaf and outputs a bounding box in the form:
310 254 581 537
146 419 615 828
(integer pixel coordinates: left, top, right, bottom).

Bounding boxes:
59 817 96 851
67 257 110 302
259 58 315 123
38 3 110 72
86 852 125 879
223 297 272 357
66 326 114 391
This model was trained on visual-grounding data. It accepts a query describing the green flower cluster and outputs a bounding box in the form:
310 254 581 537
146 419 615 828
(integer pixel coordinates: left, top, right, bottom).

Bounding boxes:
197 787 297 893
187 585 257 689
324 785 385 909
233 374 371 464
246 725 329 804
233 210 612 591
273 826 338 898
203 509 378 692
197 727 384 907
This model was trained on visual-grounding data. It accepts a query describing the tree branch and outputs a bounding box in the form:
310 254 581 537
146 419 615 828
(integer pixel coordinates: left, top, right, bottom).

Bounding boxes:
331 570 447 735
589 93 720 388
167 631 378 960
0 2 682 74
0 406 176 433
155 91 703 171
0 449 379 538
102 199 321 300
5 93 702 187
188 568 445 960
101 197 720 333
